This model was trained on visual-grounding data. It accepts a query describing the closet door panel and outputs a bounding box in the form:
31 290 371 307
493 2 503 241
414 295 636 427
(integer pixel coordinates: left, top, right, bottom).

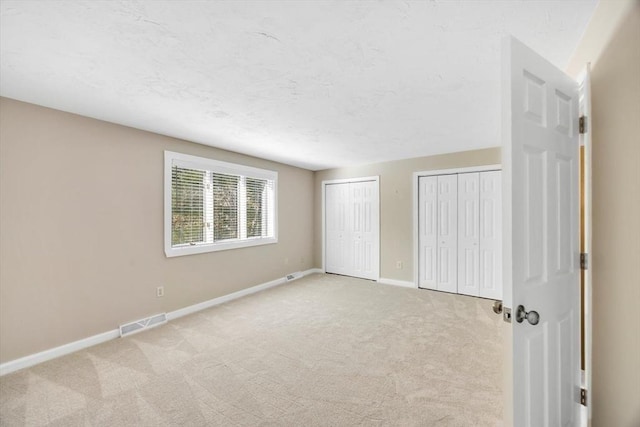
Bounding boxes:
351 181 377 280
458 173 480 296
361 181 378 279
419 176 438 289
350 183 361 276
325 183 350 275
437 175 458 293
479 171 502 299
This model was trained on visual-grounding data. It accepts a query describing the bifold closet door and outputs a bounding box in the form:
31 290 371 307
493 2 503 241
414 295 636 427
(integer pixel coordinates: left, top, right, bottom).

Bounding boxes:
350 182 378 280
478 171 502 299
325 181 379 280
457 173 480 296
325 183 349 276
418 176 438 289
457 170 503 298
419 170 502 299
436 175 458 293
418 175 458 292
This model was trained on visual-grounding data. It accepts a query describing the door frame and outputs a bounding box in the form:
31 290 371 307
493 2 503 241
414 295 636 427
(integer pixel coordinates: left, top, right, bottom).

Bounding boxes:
321 176 380 280
412 165 501 288
577 64 592 423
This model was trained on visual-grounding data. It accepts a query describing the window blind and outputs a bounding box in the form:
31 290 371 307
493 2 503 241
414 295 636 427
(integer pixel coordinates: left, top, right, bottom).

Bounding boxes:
171 166 205 246
212 173 239 241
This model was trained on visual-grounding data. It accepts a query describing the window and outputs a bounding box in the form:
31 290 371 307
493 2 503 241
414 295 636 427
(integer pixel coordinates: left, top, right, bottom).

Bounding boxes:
165 151 277 257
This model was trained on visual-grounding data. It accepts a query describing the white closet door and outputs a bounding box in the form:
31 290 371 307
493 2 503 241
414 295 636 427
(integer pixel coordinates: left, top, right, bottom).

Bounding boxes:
437 175 458 293
325 183 349 276
457 173 480 296
325 180 379 280
351 181 378 280
351 183 364 276
419 176 438 289
479 170 502 299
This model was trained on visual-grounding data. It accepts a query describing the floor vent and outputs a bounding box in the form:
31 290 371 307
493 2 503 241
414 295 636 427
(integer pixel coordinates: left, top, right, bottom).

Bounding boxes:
286 271 303 282
119 313 167 337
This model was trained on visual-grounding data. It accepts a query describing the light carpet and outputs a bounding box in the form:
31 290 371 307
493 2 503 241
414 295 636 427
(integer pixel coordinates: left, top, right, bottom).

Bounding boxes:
0 273 503 426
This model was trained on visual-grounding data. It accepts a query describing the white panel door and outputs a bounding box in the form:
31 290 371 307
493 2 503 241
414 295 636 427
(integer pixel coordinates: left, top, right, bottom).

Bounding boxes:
419 176 438 289
325 183 349 276
479 171 502 300
351 181 378 280
503 36 580 426
457 173 480 296
351 183 364 277
325 180 379 281
437 175 458 293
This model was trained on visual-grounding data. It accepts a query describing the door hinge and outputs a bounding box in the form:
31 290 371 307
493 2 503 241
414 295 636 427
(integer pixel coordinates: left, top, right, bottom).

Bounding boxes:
579 116 587 134
580 388 587 406
580 253 588 270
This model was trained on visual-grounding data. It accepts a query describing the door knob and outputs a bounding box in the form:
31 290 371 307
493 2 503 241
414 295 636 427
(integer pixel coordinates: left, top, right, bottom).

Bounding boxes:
516 305 540 325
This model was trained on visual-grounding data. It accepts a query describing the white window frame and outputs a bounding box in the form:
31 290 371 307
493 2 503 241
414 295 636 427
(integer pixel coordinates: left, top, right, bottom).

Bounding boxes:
164 151 278 257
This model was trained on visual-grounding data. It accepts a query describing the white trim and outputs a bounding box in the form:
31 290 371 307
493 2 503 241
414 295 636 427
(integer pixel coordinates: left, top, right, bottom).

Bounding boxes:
413 173 420 289
578 63 593 424
322 181 326 273
321 176 380 281
412 164 502 287
0 329 120 376
0 269 321 376
167 237 278 257
378 277 417 288
414 164 501 178
167 151 278 181
164 151 279 258
166 272 291 321
321 176 380 185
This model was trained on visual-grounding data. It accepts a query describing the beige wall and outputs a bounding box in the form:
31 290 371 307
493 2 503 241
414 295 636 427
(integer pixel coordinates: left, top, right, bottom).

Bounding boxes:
567 2 640 425
313 148 501 281
0 97 315 364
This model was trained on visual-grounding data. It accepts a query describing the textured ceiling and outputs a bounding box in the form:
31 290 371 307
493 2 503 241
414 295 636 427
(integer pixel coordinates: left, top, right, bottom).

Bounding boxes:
0 1 598 170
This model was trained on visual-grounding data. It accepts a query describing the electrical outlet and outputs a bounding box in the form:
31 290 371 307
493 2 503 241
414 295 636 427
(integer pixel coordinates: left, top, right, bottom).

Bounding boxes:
396 261 403 269
156 286 164 297
284 257 289 265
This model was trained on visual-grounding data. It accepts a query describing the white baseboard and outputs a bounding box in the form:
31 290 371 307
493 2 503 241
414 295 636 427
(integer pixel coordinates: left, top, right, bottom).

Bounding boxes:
167 276 285 321
0 329 120 377
0 268 322 376
378 277 417 288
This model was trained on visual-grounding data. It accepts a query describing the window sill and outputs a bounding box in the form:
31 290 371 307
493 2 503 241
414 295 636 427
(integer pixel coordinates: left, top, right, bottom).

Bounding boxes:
165 237 278 258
